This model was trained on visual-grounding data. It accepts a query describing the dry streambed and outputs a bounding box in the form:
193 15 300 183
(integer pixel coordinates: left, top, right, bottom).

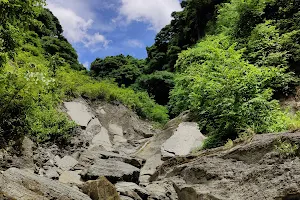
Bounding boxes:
1 98 300 200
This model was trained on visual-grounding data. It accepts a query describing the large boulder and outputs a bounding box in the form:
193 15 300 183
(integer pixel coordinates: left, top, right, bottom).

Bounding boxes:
151 132 300 200
161 122 206 159
82 159 140 183
93 102 157 142
0 168 91 200
77 148 144 170
80 177 120 200
136 112 191 184
135 111 191 160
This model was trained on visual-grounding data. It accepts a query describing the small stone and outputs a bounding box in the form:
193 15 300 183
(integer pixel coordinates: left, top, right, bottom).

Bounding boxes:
45 168 59 180
56 156 78 171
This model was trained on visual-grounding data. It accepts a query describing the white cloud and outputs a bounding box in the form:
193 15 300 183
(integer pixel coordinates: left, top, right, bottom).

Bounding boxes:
46 0 110 50
83 61 89 68
125 39 144 48
118 0 182 31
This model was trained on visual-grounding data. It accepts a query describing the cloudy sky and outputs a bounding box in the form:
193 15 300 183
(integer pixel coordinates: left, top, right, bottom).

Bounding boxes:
46 0 182 68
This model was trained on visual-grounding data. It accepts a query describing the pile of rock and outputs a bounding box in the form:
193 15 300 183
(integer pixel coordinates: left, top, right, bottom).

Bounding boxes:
4 98 300 200
0 98 205 200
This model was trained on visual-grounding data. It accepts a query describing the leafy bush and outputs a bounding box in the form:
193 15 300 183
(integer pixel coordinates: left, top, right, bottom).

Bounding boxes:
170 34 294 148
134 71 175 105
275 139 299 157
90 55 145 86
0 50 75 145
27 105 76 143
57 68 169 124
111 64 141 87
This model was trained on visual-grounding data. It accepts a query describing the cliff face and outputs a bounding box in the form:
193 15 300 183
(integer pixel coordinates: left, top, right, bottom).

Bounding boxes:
1 98 300 200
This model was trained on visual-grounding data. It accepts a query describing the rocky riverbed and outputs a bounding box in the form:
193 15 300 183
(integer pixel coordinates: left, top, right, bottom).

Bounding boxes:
1 98 300 200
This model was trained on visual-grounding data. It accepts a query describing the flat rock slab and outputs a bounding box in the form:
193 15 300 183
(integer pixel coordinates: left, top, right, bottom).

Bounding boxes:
64 101 94 127
139 154 163 184
161 122 206 158
59 170 83 185
109 124 127 143
82 159 140 183
91 127 113 151
1 168 91 200
56 156 78 171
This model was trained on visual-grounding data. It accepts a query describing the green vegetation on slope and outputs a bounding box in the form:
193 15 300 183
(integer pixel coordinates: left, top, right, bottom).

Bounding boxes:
90 0 226 105
92 0 300 148
1 0 300 149
169 0 300 148
0 0 168 147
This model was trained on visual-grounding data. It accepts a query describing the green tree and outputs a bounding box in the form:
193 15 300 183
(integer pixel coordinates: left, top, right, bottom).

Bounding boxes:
170 35 293 148
90 55 145 86
146 0 226 72
134 71 175 105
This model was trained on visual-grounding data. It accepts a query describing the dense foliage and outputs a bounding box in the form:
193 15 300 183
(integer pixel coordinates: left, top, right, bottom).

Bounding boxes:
170 35 293 148
146 0 226 73
133 71 175 105
1 0 300 149
169 0 300 148
0 0 168 147
90 55 144 87
90 0 225 105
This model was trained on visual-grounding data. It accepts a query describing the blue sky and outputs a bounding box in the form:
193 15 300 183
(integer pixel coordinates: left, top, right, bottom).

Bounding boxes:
46 0 182 68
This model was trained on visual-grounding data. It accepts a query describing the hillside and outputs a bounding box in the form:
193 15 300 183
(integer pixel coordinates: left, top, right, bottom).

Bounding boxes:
1 0 300 199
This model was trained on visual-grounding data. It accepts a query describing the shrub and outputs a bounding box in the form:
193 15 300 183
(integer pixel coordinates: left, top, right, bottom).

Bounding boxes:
56 67 169 124
170 34 294 148
134 71 175 105
26 105 76 143
275 139 299 157
0 50 75 145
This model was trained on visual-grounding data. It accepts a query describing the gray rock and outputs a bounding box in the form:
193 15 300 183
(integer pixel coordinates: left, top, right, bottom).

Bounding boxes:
0 168 91 200
115 182 149 200
151 132 300 200
64 100 94 127
82 159 140 183
161 122 206 159
139 154 163 184
59 170 83 185
145 181 178 200
91 127 113 151
56 155 78 171
135 112 191 161
45 168 59 180
21 137 35 169
76 148 144 171
109 124 127 144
